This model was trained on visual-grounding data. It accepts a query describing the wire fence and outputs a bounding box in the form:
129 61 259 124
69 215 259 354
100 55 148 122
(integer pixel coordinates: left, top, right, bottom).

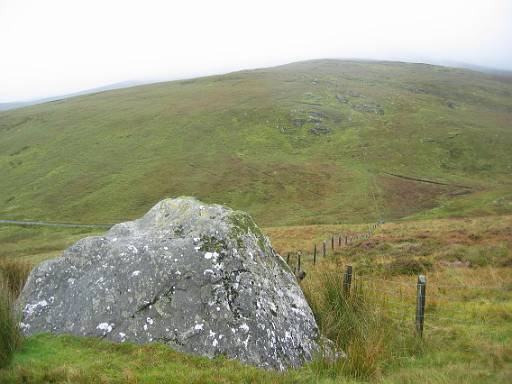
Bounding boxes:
284 221 511 338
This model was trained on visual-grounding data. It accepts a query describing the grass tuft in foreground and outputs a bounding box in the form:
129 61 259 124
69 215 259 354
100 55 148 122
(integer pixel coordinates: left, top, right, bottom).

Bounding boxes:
304 272 421 380
0 260 31 298
0 280 22 369
0 258 30 369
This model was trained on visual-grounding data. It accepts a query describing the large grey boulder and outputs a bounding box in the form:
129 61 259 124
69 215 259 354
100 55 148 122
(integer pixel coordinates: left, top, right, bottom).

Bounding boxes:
18 197 321 370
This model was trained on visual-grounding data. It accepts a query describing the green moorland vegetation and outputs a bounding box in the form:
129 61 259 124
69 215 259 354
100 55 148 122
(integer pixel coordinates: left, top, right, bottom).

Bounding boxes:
1 60 512 226
1 60 511 381
0 215 511 383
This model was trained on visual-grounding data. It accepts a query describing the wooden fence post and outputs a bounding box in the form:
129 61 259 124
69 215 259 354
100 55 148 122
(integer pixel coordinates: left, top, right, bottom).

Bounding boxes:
286 253 290 265
416 275 427 337
338 234 342 247
331 236 334 252
323 241 326 257
343 265 353 295
345 235 348 245
313 244 317 265
297 251 301 274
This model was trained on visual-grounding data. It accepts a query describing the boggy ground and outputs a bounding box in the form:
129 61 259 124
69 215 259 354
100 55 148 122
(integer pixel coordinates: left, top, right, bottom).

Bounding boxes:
0 214 511 383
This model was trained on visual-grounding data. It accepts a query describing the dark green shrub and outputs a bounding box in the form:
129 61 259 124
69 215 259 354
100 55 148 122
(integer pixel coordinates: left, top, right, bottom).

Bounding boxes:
386 257 432 275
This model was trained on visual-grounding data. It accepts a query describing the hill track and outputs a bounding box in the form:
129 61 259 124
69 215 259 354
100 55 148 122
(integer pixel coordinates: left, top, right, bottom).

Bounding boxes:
382 172 475 190
0 219 111 229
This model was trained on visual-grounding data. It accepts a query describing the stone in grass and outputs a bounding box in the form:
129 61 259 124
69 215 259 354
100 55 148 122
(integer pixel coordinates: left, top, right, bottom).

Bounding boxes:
17 197 324 370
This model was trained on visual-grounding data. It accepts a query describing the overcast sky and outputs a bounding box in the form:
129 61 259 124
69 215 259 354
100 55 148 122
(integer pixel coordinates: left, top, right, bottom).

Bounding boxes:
1 0 511 103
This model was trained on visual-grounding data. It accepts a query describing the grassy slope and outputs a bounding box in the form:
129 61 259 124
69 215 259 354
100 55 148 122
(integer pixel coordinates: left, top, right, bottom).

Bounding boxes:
1 215 511 383
1 60 512 226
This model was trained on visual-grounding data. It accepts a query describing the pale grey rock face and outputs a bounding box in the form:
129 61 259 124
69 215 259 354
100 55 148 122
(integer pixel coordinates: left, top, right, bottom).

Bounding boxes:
18 197 320 370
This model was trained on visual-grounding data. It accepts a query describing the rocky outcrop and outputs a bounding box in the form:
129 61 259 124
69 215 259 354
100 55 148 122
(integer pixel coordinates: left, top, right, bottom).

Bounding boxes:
309 125 331 135
18 197 321 370
352 103 384 115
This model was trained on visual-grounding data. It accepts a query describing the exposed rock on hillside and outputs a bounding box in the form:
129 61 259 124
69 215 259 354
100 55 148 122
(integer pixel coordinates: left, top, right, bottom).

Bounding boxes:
352 103 384 115
17 197 321 370
309 125 331 135
336 94 349 103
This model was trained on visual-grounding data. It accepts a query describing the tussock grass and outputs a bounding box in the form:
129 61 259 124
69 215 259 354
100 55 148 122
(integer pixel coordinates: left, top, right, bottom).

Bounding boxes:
303 271 421 380
385 257 433 276
0 260 31 298
0 280 22 369
0 257 31 369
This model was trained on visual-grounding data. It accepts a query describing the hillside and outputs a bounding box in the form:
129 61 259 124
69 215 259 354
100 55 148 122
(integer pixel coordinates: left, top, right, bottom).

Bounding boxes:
1 59 512 226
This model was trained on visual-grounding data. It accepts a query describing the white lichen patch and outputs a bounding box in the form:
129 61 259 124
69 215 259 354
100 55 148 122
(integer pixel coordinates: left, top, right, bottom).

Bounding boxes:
19 322 31 331
243 335 251 348
204 251 219 260
24 300 48 316
239 323 250 333
131 270 141 277
194 323 204 331
96 322 113 333
213 262 223 271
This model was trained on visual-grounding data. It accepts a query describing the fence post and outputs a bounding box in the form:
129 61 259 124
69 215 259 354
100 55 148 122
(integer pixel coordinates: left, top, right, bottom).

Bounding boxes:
313 244 317 265
415 275 427 338
297 251 301 274
338 234 342 247
343 265 353 295
331 236 335 252
345 235 348 245
323 241 326 257
286 253 290 265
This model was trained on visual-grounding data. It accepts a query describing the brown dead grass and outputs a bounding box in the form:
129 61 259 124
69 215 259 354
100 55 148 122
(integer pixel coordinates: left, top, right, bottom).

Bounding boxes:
264 214 512 257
